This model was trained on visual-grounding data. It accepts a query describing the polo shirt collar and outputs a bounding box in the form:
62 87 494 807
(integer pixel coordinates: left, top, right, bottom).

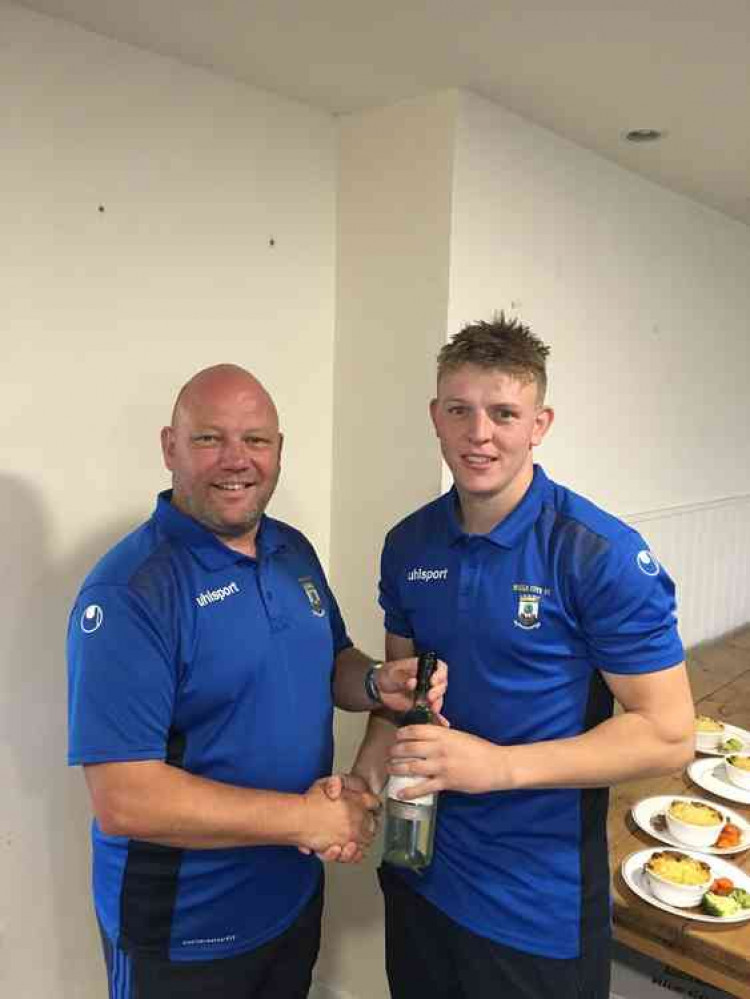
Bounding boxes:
153 491 285 570
441 465 549 549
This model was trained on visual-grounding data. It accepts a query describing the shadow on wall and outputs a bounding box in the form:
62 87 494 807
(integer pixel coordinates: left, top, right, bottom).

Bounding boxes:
0 473 136 998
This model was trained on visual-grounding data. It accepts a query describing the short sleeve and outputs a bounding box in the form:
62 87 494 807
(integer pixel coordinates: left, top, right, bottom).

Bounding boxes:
577 533 684 674
378 531 413 639
67 584 177 765
296 534 352 656
324 582 352 656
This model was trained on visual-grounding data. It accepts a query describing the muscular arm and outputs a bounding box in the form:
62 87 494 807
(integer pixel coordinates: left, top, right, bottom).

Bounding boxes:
505 662 695 788
84 760 379 852
390 661 695 796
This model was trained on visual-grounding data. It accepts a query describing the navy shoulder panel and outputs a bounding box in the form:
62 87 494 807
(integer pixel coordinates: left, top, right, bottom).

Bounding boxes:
385 494 445 551
80 519 185 615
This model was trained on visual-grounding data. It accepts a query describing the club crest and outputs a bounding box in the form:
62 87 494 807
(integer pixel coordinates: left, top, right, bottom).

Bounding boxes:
512 583 549 630
515 594 540 630
299 577 325 617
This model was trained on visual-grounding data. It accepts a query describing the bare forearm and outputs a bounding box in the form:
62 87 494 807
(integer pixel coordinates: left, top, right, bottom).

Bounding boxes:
502 710 694 790
85 761 306 849
390 663 694 798
332 646 378 711
350 711 398 794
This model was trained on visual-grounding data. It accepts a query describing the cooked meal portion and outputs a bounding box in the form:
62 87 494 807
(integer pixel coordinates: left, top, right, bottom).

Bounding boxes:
667 800 723 827
645 851 711 886
727 755 750 772
695 715 724 733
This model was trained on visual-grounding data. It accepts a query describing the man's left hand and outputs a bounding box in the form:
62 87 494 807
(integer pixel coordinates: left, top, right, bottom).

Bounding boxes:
376 657 448 714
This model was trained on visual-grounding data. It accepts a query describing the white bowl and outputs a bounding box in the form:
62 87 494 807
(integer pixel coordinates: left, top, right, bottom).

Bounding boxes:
724 755 750 791
644 851 712 908
695 721 725 752
665 799 724 848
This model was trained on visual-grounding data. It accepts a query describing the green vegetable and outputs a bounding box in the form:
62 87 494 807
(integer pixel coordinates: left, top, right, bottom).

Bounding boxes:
721 737 744 752
702 892 741 917
729 888 750 909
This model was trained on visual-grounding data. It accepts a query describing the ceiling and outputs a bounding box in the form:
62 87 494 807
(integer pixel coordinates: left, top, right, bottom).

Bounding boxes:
16 0 750 226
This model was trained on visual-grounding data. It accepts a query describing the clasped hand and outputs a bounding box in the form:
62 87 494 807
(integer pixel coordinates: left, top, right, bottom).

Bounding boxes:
298 774 381 864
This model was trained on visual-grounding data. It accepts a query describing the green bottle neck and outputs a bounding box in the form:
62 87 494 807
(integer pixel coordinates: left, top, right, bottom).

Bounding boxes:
402 702 432 726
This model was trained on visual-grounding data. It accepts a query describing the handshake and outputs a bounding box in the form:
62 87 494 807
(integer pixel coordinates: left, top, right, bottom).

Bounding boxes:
299 773 381 865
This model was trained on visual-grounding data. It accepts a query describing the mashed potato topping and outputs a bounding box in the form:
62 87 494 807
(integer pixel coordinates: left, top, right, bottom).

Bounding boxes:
646 851 711 886
668 800 723 827
695 715 724 733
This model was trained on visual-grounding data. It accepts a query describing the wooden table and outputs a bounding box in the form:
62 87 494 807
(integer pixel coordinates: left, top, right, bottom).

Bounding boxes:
609 625 750 998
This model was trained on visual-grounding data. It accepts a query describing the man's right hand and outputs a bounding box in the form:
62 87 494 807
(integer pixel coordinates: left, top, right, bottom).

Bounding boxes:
299 775 380 862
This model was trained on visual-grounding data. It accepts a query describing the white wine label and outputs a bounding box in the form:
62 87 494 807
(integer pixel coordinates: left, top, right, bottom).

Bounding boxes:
387 775 434 807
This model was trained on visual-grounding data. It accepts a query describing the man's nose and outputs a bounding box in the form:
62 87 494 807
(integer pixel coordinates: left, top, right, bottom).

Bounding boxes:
220 440 251 467
467 410 492 442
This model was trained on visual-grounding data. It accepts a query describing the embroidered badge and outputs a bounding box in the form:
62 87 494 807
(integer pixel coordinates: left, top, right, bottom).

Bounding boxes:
515 594 540 630
512 583 550 630
299 577 326 617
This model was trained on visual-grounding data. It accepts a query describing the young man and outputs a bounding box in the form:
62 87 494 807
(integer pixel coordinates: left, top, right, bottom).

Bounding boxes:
353 317 694 999
67 364 445 999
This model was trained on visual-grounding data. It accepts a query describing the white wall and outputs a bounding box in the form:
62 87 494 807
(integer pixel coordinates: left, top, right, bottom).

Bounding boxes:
447 90 750 644
321 92 455 999
0 4 336 995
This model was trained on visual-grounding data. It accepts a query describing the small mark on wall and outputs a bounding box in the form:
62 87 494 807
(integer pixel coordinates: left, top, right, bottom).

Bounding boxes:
98 205 105 213
268 237 275 247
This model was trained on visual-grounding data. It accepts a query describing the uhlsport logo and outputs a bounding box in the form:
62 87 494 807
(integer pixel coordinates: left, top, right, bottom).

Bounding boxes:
80 604 104 633
636 550 660 577
407 567 448 582
512 583 551 630
195 581 240 607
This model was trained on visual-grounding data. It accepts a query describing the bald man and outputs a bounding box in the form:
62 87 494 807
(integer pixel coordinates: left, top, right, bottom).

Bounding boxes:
67 365 445 999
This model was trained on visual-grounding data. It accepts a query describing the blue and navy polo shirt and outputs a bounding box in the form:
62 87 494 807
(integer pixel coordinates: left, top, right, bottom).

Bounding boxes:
380 465 684 959
67 491 351 961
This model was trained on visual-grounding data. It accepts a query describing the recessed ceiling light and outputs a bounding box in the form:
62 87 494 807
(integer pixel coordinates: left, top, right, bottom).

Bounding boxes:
623 128 665 143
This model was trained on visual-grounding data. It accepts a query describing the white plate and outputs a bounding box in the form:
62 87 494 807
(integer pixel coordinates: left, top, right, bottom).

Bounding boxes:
696 723 750 757
621 847 750 923
631 795 750 855
689 757 750 806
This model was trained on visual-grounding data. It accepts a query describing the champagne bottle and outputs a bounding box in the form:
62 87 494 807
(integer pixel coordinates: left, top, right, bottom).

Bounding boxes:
382 651 438 871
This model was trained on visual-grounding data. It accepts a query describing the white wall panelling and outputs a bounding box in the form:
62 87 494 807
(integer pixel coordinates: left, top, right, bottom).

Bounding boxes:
627 494 750 650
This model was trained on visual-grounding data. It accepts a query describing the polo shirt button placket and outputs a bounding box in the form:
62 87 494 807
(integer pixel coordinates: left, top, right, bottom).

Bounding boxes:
458 547 475 614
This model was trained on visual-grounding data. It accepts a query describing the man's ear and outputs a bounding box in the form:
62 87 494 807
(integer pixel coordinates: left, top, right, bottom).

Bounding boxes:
160 426 175 470
429 398 440 436
531 407 554 448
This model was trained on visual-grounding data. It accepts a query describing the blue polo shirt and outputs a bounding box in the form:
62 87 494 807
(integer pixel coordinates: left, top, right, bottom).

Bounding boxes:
68 492 351 961
380 465 684 959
